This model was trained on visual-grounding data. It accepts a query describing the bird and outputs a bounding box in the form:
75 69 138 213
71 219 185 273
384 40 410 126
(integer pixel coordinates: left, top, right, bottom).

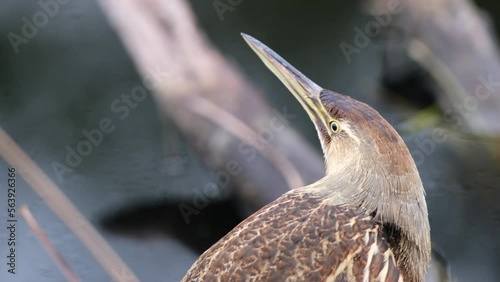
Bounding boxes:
182 34 431 282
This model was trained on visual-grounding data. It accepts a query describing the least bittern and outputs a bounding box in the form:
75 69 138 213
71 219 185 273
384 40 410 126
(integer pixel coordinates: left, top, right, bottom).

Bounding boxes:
182 34 430 282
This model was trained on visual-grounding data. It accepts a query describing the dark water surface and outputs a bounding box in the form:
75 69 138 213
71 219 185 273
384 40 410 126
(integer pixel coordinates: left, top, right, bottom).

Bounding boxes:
1 0 500 281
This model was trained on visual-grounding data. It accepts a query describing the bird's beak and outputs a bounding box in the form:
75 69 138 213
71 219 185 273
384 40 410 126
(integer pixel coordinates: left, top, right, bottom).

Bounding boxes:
241 33 331 131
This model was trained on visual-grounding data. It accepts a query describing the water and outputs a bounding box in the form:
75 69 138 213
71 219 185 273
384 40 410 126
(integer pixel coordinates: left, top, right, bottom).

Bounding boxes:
1 0 500 281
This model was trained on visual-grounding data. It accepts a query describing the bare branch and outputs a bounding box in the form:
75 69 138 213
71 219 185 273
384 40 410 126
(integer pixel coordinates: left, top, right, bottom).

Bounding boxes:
0 128 139 282
20 205 80 282
96 0 325 211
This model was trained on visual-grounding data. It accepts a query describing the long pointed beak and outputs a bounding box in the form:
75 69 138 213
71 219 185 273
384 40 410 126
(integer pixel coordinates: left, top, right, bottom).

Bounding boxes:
241 33 330 130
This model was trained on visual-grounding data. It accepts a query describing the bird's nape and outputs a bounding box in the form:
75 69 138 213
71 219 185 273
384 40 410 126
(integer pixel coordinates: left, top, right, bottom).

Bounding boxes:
241 33 431 281
181 34 431 282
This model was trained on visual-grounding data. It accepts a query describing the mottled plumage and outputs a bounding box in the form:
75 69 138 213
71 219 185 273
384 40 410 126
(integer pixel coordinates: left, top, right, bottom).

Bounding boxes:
183 190 404 282
181 34 431 282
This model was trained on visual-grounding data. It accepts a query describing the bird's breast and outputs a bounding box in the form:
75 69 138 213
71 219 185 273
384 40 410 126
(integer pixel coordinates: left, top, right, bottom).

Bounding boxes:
182 190 404 282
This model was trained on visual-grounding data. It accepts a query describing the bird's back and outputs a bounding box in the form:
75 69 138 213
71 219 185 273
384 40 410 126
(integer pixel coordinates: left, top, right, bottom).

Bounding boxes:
182 190 404 282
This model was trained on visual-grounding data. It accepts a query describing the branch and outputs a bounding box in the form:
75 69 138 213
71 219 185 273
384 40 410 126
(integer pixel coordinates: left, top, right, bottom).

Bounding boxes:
96 0 325 212
0 128 138 282
20 205 79 282
375 0 500 136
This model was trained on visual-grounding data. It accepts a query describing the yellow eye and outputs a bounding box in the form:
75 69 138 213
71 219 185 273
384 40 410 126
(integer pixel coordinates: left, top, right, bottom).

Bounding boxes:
330 120 341 134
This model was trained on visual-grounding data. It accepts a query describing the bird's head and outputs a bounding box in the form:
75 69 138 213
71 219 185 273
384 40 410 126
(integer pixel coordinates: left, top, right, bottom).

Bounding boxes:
243 33 431 278
242 34 414 180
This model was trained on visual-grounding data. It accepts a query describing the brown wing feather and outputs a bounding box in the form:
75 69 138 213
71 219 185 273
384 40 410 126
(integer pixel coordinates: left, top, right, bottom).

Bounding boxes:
182 191 404 282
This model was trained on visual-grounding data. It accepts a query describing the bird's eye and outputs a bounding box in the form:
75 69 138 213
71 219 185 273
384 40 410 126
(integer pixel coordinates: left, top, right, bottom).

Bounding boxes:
330 120 341 134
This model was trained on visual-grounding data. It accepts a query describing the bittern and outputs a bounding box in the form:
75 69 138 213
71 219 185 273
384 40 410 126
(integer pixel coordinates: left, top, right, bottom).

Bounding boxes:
182 34 431 282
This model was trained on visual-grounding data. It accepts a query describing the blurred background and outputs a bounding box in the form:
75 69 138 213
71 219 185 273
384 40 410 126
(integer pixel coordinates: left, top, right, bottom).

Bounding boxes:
1 0 500 281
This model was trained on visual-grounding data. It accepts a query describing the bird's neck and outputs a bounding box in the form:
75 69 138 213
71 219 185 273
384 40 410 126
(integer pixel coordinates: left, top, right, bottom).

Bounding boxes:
300 165 431 281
